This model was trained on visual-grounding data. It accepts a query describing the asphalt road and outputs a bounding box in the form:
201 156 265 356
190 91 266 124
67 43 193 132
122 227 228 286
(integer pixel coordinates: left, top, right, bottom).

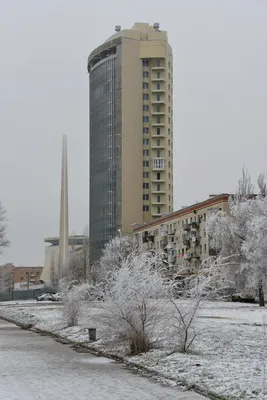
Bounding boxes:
0 319 205 400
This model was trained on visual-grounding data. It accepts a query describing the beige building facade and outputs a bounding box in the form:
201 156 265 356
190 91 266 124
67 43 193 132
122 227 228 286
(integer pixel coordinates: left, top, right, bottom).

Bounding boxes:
88 22 173 263
133 194 230 276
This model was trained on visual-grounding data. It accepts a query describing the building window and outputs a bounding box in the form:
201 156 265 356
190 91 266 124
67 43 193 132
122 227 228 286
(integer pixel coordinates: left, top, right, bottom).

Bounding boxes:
157 183 160 191
143 127 149 134
157 195 161 203
156 60 160 67
168 73 171 79
156 128 161 135
157 72 160 78
157 173 161 180
168 84 170 90
143 171 149 178
168 61 170 68
157 94 161 101
143 205 149 212
168 161 171 168
143 149 149 156
143 60 149 67
143 161 149 167
143 116 149 123
168 172 171 178
143 71 149 78
168 150 171 156
168 117 171 124
143 94 149 100
143 194 149 201
157 206 161 214
168 128 170 135
156 83 160 90
153 159 165 169
204 213 206 221
143 183 149 189
157 139 160 146
169 195 171 201
143 82 149 89
168 95 171 101
157 116 161 123
168 139 170 146
143 139 149 146
156 150 161 157
204 244 207 252
168 106 171 113
204 229 206 237
156 105 160 112
143 105 149 112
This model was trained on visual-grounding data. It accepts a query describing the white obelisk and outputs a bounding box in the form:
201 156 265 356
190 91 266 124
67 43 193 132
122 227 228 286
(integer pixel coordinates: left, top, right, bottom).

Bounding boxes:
58 134 69 272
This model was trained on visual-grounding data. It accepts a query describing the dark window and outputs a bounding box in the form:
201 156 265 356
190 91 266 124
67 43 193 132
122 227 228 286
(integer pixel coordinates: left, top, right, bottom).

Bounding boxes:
157 206 161 214
143 105 149 112
143 116 149 123
143 183 149 189
157 94 160 101
157 139 160 146
157 173 161 180
143 71 149 78
156 83 160 90
143 194 149 201
143 127 149 134
143 94 149 100
143 205 149 211
157 183 160 191
156 150 160 157
157 128 161 135
143 139 149 146
157 116 161 123
143 60 149 67
143 150 149 156
157 195 160 202
143 161 149 167
143 82 149 89
156 60 160 67
143 172 149 178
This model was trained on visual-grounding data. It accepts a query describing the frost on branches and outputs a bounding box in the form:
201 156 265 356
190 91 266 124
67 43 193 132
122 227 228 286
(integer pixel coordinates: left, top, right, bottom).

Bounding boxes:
96 250 171 355
206 168 267 306
90 235 138 283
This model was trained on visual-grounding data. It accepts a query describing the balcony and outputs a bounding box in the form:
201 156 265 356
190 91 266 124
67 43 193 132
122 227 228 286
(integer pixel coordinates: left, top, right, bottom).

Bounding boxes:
152 122 165 127
152 201 166 205
209 247 218 256
152 100 165 105
183 223 191 231
152 111 165 116
151 178 165 183
152 88 165 93
152 212 162 217
191 222 199 230
151 144 165 149
152 66 166 71
152 189 165 194
152 77 166 82
152 133 165 138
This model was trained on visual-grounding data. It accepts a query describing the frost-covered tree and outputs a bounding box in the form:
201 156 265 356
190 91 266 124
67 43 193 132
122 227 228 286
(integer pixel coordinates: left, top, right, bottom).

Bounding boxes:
0 202 10 254
96 250 170 354
206 168 267 306
91 235 138 283
171 256 234 352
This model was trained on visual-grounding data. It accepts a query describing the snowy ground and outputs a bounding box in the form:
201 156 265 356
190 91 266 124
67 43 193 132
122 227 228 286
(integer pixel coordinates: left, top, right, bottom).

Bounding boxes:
0 319 203 400
0 300 267 400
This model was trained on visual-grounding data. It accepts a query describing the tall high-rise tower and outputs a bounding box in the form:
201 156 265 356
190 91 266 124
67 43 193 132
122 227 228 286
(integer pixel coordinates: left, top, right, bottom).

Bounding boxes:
58 134 69 270
88 22 173 263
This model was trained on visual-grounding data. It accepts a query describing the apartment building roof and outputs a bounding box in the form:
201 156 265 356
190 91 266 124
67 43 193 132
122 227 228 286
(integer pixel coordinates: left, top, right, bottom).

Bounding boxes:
14 266 43 269
133 194 230 232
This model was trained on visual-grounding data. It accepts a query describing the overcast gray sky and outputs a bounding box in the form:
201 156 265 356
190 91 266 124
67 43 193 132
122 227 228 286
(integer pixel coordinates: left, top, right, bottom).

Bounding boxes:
1 0 267 266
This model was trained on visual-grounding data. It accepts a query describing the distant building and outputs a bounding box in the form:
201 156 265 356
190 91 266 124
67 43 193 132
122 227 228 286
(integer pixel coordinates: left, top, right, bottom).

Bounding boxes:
0 263 14 291
40 235 89 284
13 266 43 290
133 194 230 277
88 22 174 264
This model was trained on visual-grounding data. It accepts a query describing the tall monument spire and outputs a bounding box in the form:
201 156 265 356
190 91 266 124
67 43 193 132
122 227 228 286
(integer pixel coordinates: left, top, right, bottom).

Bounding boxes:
59 134 69 271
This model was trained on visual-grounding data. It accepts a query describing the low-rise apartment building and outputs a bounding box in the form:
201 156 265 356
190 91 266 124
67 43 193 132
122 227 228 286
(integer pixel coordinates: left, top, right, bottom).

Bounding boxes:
13 266 43 290
133 194 230 276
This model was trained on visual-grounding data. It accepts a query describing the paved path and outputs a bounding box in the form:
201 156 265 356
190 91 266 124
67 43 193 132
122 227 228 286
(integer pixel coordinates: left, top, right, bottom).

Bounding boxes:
0 319 205 400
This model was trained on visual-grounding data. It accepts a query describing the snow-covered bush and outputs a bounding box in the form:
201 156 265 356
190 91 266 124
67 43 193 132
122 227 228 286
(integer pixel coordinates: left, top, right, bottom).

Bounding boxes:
62 283 93 327
97 250 171 355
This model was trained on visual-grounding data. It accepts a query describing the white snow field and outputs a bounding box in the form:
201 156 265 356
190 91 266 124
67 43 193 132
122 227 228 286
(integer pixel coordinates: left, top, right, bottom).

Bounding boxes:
1 300 267 399
0 319 203 400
